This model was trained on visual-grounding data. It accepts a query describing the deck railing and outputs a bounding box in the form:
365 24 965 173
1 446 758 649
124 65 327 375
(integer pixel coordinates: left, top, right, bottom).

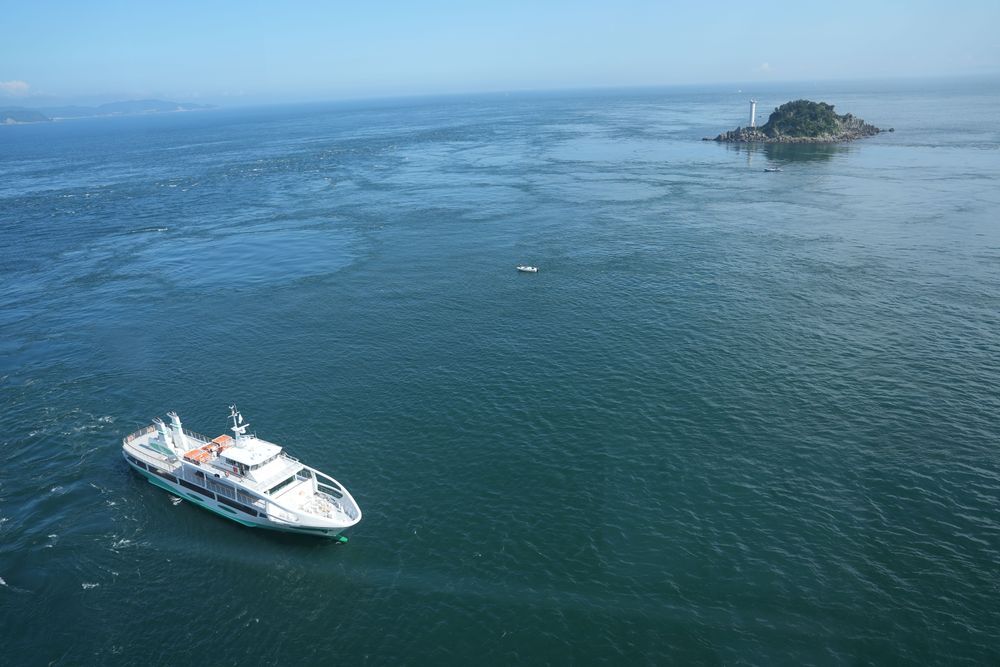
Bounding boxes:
123 423 212 445
181 427 212 444
123 424 156 444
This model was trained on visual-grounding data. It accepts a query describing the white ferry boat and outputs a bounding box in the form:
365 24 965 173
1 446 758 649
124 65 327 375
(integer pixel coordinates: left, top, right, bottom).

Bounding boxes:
122 407 362 539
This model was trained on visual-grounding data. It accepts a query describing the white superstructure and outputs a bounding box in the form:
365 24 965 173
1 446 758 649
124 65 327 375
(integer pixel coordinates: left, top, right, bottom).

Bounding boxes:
122 406 362 539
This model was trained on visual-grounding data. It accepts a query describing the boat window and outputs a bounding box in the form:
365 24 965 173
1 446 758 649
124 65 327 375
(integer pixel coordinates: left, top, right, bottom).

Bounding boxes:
180 478 214 499
207 478 236 499
237 490 258 506
149 467 177 483
267 476 296 495
126 455 149 471
249 455 279 471
295 468 312 481
218 495 259 517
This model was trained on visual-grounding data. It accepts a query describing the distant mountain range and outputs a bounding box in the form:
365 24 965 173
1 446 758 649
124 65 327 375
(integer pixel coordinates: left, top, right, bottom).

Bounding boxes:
1 99 215 124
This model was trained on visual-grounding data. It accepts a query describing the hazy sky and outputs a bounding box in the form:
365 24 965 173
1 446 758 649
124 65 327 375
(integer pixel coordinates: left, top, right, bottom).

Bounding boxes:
1 0 998 105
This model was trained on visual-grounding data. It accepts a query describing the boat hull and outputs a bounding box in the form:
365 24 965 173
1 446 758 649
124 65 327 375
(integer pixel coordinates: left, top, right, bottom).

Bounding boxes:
126 458 350 538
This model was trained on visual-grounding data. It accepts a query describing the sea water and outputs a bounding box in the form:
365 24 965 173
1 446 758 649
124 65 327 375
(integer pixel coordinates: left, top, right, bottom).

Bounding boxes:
2 79 999 663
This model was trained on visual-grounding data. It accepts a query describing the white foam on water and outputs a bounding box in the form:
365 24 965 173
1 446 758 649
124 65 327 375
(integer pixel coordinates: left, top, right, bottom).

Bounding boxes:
0 576 28 594
110 538 132 551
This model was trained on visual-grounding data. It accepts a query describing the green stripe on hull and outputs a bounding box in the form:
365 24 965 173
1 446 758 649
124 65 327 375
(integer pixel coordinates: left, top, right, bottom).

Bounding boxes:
136 467 257 528
130 464 348 538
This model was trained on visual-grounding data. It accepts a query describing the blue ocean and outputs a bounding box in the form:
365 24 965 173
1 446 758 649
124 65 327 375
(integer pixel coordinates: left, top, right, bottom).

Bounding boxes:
2 79 999 664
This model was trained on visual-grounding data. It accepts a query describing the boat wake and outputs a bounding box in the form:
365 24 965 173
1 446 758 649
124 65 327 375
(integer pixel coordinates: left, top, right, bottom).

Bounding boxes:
127 226 169 234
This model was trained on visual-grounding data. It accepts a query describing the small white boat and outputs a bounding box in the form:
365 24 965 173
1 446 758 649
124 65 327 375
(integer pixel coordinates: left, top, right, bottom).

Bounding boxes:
122 407 361 539
516 266 538 273
764 167 783 172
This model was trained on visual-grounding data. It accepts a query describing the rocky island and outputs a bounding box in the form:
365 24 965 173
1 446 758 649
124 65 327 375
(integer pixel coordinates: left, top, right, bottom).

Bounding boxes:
709 99 890 143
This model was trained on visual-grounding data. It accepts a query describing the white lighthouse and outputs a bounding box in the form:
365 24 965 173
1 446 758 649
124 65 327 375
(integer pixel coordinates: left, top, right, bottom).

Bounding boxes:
749 99 757 128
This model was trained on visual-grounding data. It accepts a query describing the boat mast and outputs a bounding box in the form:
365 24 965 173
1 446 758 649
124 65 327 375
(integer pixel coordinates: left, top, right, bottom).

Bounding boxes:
229 404 249 441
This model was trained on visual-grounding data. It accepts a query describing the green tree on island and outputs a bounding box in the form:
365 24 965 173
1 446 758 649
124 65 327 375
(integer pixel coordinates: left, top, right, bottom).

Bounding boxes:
760 100 840 138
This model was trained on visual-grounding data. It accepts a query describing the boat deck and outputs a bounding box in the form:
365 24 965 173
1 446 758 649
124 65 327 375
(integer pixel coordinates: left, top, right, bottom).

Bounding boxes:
275 477 356 522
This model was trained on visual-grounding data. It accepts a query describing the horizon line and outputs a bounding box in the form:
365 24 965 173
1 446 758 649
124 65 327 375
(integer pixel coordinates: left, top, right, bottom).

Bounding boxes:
4 72 998 112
